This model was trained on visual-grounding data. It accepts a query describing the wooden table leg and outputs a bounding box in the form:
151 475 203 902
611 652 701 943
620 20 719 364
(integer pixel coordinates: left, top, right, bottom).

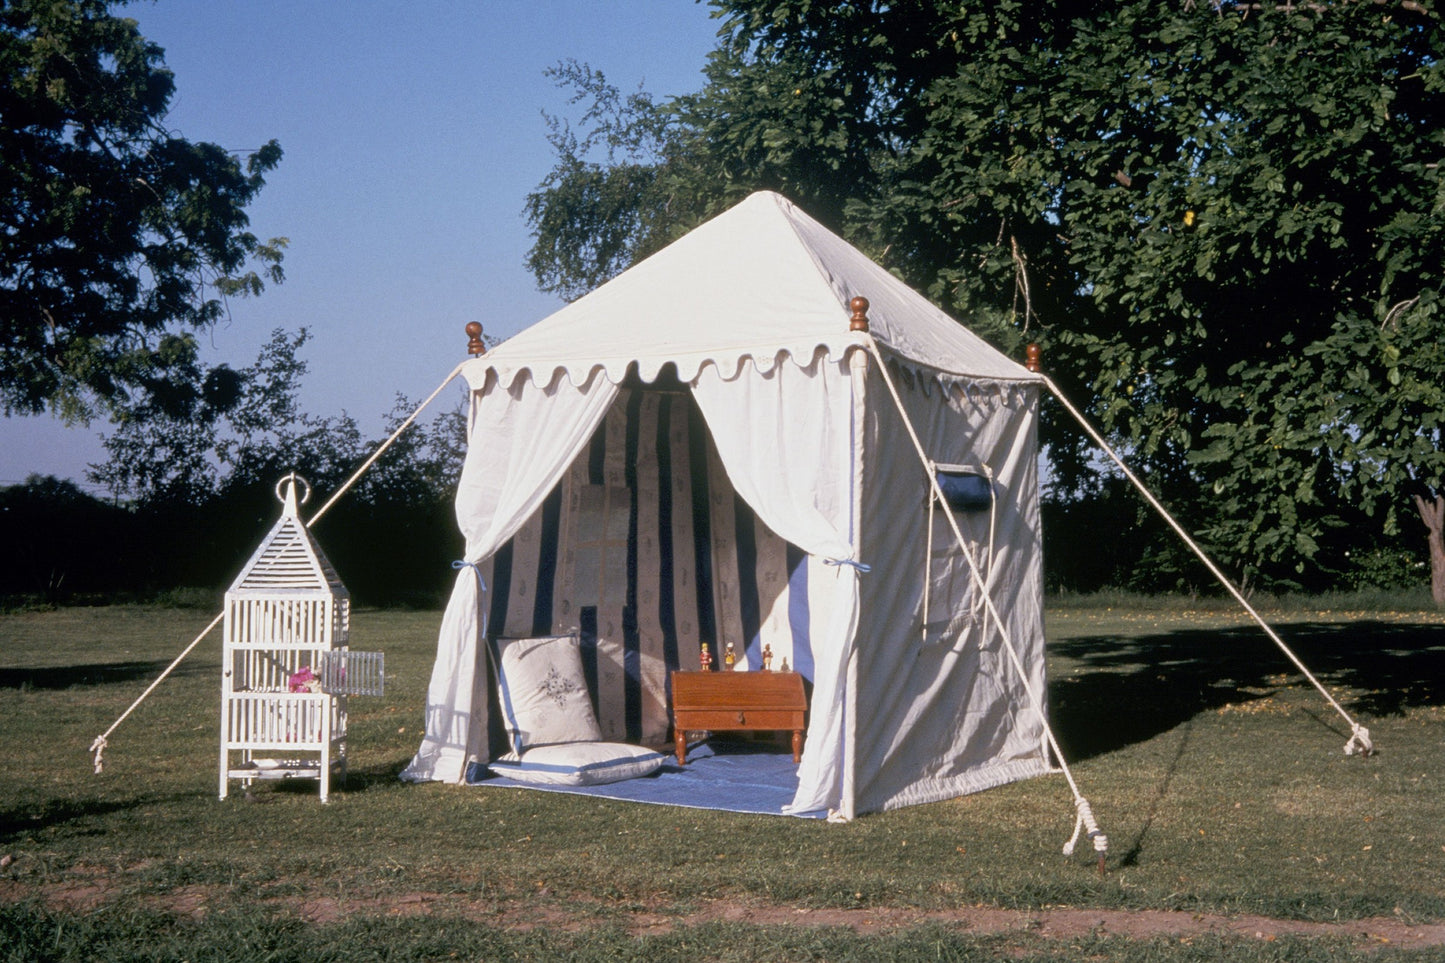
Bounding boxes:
675 729 688 766
791 728 803 764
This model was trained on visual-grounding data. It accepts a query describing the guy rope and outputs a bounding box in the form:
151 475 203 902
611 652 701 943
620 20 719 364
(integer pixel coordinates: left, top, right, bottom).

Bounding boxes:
89 361 468 774
1024 344 1372 758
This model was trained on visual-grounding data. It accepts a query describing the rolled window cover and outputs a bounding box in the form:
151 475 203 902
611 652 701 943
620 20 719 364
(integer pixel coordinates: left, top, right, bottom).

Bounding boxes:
934 469 992 512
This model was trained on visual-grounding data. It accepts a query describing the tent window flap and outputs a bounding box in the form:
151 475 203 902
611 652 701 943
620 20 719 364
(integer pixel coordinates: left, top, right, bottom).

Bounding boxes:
923 464 995 646
933 469 992 512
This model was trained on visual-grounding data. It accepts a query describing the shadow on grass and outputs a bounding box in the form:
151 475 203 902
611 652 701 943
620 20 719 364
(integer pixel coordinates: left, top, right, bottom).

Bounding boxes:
1047 620 1445 762
0 793 192 844
224 758 417 801
0 660 205 690
339 757 418 792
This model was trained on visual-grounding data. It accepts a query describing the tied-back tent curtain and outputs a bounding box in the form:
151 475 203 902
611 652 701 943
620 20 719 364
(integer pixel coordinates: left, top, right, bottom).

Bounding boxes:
401 368 618 786
690 350 863 815
402 348 865 816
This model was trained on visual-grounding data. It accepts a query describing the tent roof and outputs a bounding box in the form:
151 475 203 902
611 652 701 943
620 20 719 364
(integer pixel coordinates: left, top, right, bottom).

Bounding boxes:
462 191 1040 390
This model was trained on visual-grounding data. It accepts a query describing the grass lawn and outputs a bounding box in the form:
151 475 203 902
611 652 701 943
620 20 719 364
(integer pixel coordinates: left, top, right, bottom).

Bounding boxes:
2 599 1443 961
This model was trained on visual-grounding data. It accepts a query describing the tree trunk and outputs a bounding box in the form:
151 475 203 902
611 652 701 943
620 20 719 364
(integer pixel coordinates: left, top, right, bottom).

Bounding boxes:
1415 493 1445 608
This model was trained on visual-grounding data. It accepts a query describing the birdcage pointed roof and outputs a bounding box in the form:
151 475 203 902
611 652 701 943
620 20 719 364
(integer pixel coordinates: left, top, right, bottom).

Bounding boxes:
227 474 348 598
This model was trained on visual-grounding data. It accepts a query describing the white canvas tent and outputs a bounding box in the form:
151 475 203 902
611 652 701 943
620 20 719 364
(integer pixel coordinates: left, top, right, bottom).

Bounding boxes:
401 190 1052 819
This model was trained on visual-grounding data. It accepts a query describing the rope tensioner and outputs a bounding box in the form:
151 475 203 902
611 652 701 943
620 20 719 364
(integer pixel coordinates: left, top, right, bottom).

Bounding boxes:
1062 796 1109 876
89 734 107 774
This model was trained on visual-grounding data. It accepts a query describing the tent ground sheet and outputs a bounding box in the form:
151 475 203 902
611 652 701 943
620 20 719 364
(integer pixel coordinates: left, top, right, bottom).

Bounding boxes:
465 741 827 818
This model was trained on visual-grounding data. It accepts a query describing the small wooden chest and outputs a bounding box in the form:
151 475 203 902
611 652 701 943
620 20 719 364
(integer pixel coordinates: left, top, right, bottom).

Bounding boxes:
670 670 806 765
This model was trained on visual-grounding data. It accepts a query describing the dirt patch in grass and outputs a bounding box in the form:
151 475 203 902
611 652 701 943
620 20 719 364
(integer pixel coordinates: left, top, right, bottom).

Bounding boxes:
488 900 1445 949
5 875 1443 949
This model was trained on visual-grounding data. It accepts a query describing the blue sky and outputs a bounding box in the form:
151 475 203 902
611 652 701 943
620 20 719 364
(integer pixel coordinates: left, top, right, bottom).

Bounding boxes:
0 0 722 489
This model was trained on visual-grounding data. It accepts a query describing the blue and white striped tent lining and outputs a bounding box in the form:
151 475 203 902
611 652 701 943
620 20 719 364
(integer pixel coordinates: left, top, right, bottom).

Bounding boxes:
476 388 816 750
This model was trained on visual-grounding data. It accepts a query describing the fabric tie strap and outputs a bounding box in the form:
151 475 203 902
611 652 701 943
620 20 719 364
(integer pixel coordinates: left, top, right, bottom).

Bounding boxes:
452 559 487 591
452 560 492 651
823 557 871 573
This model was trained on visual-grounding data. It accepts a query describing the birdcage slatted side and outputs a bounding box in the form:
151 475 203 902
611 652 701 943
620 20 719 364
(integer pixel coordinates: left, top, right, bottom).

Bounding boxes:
332 597 350 642
226 596 348 650
229 647 300 693
318 649 384 697
221 596 350 801
221 692 347 802
224 692 341 749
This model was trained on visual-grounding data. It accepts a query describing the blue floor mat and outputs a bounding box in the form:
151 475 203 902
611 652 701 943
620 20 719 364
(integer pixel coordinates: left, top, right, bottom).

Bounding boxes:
465 741 826 818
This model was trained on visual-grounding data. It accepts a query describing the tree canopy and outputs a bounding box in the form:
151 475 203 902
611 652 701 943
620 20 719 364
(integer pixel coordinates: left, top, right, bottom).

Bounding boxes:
1 0 284 423
68 328 468 604
526 0 1445 601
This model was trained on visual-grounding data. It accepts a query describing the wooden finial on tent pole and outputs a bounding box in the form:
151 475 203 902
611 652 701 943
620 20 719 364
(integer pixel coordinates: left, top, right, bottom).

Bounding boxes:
465 322 486 356
1025 343 1042 373
849 296 870 332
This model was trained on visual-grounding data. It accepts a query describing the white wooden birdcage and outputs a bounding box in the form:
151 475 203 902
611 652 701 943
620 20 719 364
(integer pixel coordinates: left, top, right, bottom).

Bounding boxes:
219 474 382 802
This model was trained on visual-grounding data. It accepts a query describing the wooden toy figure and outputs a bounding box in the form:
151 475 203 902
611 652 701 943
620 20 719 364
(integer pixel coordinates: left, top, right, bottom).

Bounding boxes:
724 640 736 669
779 656 790 673
761 643 773 671
699 643 713 670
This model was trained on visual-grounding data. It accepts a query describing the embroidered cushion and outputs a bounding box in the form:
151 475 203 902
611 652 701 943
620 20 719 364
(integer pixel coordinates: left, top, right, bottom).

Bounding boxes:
488 742 666 786
493 635 602 753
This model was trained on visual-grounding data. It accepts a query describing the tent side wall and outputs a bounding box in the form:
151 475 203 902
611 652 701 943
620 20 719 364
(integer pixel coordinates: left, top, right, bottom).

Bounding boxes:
852 363 1050 813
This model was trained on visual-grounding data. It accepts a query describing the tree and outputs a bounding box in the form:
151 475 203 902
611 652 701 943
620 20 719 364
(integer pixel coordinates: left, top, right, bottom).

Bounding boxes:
0 473 135 601
89 328 363 507
89 328 469 603
526 0 1445 601
1 0 284 423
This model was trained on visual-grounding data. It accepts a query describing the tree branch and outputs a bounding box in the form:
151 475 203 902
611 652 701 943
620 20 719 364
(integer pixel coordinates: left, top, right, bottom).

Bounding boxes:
1417 492 1444 533
1382 296 1419 331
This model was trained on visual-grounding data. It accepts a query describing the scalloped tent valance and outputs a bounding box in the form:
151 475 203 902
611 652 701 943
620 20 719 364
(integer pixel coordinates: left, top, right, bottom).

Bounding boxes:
461 191 1040 390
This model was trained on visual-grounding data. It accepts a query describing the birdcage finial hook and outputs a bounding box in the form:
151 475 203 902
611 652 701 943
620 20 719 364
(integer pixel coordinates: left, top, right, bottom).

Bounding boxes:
275 473 312 515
